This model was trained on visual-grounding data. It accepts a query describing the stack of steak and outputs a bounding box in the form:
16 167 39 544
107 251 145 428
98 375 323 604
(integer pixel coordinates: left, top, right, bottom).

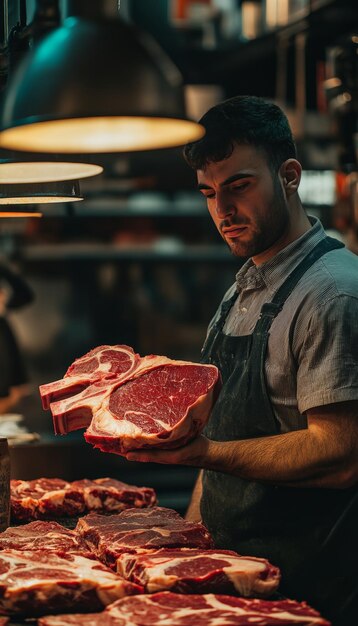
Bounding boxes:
39 345 220 455
0 497 331 624
1 477 157 616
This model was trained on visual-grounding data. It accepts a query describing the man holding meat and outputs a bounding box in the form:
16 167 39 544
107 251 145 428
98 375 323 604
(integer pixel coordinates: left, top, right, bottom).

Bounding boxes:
125 95 358 626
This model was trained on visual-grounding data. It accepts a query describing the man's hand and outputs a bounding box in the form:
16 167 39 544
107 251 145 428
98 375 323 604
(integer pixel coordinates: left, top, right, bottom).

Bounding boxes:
123 401 358 489
124 435 214 467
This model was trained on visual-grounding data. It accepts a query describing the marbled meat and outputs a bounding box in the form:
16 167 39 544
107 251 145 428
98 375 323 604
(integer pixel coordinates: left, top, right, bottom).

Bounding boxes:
10 477 156 521
117 547 280 597
0 521 88 555
0 549 141 617
10 478 84 521
71 477 157 512
37 591 331 626
76 507 213 569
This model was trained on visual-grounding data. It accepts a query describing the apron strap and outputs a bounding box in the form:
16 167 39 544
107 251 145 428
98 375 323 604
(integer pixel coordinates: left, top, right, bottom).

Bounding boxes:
254 236 344 334
200 290 239 360
214 291 239 332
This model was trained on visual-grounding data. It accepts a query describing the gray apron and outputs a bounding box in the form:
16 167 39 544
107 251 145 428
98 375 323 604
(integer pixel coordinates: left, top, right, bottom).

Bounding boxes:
201 236 357 625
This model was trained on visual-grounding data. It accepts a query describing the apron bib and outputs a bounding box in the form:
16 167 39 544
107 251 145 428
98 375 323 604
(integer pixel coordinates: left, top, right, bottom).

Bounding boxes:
201 237 357 625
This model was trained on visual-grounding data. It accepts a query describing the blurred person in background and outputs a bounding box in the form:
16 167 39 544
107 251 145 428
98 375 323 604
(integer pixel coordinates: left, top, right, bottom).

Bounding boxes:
0 261 34 414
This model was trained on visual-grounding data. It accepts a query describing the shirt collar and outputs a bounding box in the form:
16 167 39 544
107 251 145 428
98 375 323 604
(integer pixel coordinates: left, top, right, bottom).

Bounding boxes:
235 217 326 293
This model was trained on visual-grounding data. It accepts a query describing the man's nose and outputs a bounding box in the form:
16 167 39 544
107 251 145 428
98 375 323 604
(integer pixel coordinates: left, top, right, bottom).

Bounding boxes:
215 191 235 218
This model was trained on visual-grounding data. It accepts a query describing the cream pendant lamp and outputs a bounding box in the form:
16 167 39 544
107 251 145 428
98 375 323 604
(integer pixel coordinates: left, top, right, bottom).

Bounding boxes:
0 157 103 183
0 0 204 153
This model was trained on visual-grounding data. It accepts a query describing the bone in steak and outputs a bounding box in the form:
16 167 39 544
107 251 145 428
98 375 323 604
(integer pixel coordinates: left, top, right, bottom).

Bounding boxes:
10 478 85 521
40 345 220 454
117 548 280 597
76 507 213 569
40 346 140 410
0 521 89 555
0 549 141 617
37 592 331 626
10 477 156 521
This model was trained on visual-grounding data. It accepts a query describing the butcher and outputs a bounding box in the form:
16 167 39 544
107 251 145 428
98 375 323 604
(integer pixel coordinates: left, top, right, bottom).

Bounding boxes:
125 95 358 626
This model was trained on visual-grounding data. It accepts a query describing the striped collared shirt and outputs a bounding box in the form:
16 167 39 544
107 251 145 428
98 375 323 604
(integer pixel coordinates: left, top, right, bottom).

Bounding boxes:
209 217 358 432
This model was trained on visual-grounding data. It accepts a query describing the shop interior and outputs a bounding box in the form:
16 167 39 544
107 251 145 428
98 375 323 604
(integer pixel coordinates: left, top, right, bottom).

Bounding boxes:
0 0 357 512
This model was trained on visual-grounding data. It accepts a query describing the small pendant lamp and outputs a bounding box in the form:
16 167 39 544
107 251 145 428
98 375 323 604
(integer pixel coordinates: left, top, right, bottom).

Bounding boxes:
0 178 83 217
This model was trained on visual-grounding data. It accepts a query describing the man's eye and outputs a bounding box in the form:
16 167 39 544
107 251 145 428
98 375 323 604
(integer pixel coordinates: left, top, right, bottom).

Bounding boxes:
232 183 249 192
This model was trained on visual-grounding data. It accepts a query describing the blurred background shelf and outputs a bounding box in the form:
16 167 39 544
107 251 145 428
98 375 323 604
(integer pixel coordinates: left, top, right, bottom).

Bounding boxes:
20 243 238 263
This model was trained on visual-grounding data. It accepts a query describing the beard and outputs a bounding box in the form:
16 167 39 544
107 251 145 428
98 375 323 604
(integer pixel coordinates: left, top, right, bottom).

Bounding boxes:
226 178 290 259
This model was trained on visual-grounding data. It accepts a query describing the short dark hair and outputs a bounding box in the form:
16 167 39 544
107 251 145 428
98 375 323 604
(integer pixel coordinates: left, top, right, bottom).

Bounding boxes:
183 95 297 173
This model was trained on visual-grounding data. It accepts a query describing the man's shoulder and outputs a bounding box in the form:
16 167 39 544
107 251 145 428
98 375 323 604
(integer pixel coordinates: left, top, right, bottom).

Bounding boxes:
280 245 358 327
310 245 358 299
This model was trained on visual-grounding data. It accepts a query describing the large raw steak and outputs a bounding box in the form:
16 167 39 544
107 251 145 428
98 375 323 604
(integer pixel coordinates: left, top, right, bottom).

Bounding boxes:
40 345 220 455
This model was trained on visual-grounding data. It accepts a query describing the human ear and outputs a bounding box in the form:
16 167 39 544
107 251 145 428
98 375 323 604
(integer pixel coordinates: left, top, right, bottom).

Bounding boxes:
279 159 301 195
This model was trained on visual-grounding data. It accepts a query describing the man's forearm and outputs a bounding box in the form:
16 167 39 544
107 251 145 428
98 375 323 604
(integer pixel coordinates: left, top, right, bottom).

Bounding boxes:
125 404 358 489
185 471 203 522
201 411 357 488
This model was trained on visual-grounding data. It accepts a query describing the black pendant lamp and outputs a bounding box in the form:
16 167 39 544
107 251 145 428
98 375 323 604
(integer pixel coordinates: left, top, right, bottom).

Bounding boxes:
0 179 83 218
0 1 204 153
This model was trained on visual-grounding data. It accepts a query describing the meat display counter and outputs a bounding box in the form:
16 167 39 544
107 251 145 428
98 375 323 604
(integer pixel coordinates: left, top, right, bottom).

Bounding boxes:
8 431 198 516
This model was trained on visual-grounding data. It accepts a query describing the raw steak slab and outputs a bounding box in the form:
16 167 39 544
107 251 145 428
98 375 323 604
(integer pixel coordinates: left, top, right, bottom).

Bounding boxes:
84 361 219 454
41 345 220 455
0 521 89 555
117 548 280 597
37 592 331 626
0 549 141 617
71 478 157 512
75 507 213 569
10 477 157 522
40 346 139 410
10 478 84 521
